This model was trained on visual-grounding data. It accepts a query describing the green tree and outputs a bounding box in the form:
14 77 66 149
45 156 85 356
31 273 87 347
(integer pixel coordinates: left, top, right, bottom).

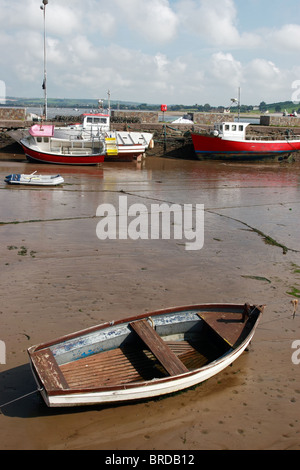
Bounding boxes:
259 101 267 112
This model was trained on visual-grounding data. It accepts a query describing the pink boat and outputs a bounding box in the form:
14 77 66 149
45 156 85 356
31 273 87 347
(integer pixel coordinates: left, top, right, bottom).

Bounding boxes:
20 114 154 165
20 124 106 165
191 121 300 160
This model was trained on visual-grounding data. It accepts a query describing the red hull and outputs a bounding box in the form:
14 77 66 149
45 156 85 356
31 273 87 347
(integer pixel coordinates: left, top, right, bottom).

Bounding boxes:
21 143 105 166
191 133 300 160
21 143 144 165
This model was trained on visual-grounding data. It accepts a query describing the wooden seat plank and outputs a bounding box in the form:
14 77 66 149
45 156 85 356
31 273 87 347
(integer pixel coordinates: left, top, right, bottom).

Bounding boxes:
31 348 69 391
130 319 189 376
197 311 246 347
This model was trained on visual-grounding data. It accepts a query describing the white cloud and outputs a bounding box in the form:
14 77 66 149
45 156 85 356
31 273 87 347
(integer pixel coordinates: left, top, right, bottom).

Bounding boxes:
46 5 81 36
85 11 116 38
154 53 169 76
67 36 98 63
176 0 261 48
0 0 299 104
242 59 288 101
270 24 300 52
210 52 243 87
113 0 179 43
246 59 280 81
0 0 80 36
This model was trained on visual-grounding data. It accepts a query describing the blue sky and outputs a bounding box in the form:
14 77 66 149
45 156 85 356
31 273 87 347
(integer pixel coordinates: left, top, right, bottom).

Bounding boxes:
0 0 300 106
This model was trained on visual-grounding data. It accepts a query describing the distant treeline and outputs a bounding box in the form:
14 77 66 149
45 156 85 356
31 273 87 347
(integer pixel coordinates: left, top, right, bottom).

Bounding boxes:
2 97 300 114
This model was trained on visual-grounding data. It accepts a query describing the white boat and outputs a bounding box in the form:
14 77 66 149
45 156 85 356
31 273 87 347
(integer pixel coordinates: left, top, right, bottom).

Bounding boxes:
4 171 64 186
172 114 194 124
28 302 264 407
19 113 154 165
54 112 154 162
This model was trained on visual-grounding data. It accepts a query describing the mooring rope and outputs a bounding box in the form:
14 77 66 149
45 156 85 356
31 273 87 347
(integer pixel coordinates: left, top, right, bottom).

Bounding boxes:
0 387 43 410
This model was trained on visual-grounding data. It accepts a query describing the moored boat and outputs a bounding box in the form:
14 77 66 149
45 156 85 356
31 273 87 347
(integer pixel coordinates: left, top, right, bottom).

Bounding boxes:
4 171 64 186
191 121 300 160
19 2 153 165
28 302 264 407
19 113 154 165
20 124 106 166
55 112 154 162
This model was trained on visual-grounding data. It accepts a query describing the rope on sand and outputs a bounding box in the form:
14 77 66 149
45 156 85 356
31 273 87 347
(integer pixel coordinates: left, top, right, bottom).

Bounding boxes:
0 387 43 411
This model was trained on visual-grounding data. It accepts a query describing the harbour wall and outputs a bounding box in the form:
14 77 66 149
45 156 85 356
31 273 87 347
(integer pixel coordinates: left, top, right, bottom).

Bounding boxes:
110 111 235 125
260 115 300 127
1 107 300 128
0 107 26 121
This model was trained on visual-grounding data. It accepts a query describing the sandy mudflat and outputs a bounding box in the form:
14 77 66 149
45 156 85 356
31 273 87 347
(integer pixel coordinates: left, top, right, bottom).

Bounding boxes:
0 150 300 450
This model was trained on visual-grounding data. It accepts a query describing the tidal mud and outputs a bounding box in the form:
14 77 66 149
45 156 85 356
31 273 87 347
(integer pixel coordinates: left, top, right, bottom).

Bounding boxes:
0 155 299 450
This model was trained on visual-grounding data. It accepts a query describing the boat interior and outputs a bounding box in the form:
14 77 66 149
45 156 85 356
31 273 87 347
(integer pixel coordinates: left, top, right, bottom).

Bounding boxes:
30 308 254 391
59 321 230 389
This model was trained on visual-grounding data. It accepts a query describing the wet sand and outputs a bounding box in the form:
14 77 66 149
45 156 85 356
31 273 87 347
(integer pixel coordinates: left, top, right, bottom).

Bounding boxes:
0 149 300 450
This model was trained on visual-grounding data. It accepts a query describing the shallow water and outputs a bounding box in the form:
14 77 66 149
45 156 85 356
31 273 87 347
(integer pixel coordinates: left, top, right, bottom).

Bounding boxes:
1 156 299 251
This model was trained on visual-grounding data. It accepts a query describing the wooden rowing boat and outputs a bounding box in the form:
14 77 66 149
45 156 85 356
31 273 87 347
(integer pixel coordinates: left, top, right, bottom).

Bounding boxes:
28 303 264 407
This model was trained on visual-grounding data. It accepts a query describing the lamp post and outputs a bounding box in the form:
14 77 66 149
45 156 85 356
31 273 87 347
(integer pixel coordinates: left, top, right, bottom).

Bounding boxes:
161 104 167 152
237 87 241 122
41 0 48 120
107 89 111 114
230 88 241 122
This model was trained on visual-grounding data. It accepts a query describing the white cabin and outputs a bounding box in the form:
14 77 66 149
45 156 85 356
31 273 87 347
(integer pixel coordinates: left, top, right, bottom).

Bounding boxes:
82 113 110 133
54 113 111 139
211 122 250 140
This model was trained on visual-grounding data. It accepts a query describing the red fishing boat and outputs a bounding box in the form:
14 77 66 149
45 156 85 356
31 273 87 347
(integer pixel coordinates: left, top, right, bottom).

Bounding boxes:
191 121 300 160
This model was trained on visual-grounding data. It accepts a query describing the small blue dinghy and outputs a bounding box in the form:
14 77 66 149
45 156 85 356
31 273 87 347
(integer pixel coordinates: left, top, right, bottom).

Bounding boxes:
4 171 64 186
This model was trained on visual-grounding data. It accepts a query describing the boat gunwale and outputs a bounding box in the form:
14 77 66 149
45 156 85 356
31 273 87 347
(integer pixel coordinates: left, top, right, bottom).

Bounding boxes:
28 303 257 353
191 132 300 144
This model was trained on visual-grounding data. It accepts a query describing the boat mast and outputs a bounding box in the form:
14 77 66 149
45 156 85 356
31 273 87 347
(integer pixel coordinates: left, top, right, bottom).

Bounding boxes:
231 87 241 121
41 0 48 120
107 89 111 114
238 87 241 122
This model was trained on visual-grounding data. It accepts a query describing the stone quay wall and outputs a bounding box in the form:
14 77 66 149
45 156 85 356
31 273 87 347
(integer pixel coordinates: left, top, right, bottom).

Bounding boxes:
0 107 27 121
1 106 300 130
260 115 300 127
110 110 158 124
193 112 234 125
